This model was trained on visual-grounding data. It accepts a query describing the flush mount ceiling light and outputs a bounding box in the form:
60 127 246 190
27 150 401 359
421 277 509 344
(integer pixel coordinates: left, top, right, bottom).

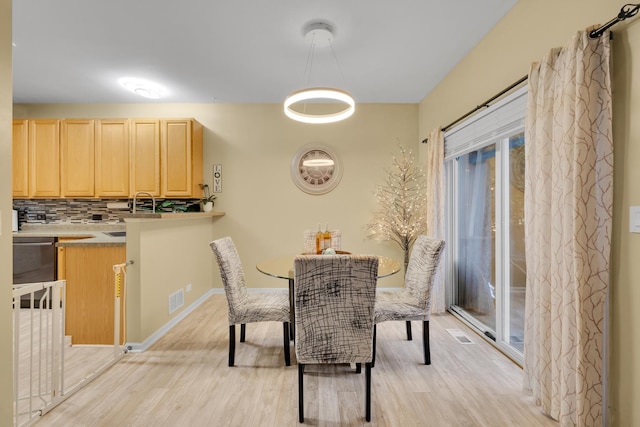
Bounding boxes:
284 22 355 124
119 77 166 99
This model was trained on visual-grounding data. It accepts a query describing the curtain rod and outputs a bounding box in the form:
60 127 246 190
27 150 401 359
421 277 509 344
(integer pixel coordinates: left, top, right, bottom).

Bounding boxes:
421 4 640 144
589 3 639 38
422 75 527 143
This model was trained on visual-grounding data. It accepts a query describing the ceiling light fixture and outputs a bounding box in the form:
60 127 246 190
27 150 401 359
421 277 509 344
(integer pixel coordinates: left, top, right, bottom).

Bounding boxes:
119 77 166 99
284 22 355 124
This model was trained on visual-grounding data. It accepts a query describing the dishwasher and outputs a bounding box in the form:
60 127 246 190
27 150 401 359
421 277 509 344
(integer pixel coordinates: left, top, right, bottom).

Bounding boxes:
13 236 57 308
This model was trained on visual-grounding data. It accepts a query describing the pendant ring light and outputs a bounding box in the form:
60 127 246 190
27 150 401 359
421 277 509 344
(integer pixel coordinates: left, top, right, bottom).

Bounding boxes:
284 22 355 124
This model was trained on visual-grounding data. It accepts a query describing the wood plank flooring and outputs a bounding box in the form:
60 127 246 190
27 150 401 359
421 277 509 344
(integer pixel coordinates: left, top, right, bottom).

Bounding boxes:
35 294 558 426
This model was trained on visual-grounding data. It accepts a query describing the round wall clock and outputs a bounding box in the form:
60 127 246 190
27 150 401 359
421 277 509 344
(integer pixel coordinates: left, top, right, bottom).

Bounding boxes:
290 144 342 195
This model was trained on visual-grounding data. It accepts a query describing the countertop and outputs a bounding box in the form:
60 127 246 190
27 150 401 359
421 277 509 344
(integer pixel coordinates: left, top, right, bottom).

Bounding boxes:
14 224 126 247
120 211 225 220
13 211 224 246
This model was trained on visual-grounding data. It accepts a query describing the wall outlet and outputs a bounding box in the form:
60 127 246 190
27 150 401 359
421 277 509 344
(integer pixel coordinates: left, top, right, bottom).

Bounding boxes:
186 283 192 292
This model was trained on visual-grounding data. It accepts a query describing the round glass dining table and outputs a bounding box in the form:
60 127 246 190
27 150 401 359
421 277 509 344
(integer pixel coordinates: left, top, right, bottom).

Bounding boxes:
256 254 402 340
256 254 401 281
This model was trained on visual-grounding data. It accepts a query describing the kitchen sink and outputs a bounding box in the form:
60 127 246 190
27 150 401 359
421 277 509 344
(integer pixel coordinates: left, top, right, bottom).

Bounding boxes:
104 231 126 237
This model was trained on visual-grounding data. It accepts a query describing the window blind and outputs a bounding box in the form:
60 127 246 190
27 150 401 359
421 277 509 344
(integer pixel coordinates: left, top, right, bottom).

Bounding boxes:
444 85 527 160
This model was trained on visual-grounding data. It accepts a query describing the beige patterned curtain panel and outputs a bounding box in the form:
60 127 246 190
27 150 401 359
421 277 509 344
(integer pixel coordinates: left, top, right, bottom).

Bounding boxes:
523 28 612 426
424 128 446 314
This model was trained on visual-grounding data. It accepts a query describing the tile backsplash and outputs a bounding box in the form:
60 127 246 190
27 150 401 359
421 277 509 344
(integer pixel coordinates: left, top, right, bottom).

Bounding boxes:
13 198 201 227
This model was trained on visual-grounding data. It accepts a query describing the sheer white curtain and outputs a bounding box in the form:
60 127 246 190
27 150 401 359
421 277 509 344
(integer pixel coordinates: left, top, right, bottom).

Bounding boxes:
425 128 446 313
458 150 494 314
523 28 612 426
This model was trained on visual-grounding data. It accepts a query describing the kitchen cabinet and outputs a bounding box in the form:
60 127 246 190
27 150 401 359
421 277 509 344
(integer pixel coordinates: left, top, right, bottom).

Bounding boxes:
12 120 29 197
57 236 92 281
131 118 203 198
61 119 95 197
162 119 203 197
130 119 161 196
13 117 203 200
96 119 130 197
63 245 126 345
29 119 61 198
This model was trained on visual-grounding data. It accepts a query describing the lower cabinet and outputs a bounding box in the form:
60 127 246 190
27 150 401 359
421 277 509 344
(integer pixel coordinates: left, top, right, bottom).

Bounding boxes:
62 245 126 345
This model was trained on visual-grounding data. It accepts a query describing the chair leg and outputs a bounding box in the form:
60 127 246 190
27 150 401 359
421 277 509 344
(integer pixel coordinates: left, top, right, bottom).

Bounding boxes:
365 362 372 422
240 323 246 342
298 363 305 422
406 321 412 340
423 320 431 365
229 325 235 367
355 363 361 374
372 325 376 368
283 322 291 366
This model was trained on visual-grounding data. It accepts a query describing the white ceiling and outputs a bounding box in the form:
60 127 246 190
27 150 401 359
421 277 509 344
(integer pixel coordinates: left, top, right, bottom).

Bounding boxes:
12 0 518 104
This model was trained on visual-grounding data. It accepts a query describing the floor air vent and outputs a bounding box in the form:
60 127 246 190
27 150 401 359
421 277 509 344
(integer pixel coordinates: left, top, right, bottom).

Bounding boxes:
446 329 474 345
169 289 184 314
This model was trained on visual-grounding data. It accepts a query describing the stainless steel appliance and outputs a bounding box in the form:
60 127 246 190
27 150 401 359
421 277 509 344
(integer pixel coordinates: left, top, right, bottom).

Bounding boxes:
13 236 57 308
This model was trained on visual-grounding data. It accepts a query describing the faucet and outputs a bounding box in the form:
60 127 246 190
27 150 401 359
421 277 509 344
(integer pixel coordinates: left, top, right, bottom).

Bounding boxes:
132 191 156 214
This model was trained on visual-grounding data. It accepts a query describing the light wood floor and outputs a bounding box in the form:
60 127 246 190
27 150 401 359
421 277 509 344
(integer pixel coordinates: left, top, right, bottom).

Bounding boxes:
35 294 557 427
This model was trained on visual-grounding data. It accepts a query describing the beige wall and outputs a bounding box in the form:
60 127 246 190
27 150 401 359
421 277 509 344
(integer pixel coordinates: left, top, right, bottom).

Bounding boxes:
124 217 219 343
0 0 12 424
418 0 640 425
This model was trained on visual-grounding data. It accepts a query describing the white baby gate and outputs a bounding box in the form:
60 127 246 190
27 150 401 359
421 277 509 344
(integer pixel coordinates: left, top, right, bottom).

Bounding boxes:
12 262 129 427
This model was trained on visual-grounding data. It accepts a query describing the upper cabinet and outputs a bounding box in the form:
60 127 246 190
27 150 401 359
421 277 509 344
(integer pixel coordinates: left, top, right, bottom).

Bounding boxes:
130 118 203 198
29 120 61 198
130 119 162 196
12 117 204 199
95 120 130 197
162 119 203 197
12 120 29 198
61 119 95 197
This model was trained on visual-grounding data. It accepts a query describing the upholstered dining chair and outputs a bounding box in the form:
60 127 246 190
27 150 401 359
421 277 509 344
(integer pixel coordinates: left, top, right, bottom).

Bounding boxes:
373 235 445 366
210 237 290 367
294 254 378 422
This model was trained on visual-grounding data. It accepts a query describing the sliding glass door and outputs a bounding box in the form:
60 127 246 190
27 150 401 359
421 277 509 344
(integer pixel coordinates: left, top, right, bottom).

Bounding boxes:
455 144 497 333
445 87 527 362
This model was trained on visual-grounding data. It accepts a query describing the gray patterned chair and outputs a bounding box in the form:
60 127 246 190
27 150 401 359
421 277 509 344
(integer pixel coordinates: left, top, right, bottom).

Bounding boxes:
210 237 290 367
294 254 379 422
373 235 445 366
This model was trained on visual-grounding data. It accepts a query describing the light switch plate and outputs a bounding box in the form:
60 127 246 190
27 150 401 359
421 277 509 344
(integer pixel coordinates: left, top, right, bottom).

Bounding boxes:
630 206 640 233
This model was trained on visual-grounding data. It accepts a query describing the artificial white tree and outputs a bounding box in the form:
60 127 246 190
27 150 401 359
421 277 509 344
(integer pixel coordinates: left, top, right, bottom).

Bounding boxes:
365 145 428 272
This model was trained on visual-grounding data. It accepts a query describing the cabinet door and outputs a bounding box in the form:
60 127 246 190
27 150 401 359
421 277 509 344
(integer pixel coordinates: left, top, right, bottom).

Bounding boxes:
96 120 130 197
29 119 60 198
61 119 95 197
64 245 126 345
130 119 160 196
162 119 192 197
12 120 29 198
